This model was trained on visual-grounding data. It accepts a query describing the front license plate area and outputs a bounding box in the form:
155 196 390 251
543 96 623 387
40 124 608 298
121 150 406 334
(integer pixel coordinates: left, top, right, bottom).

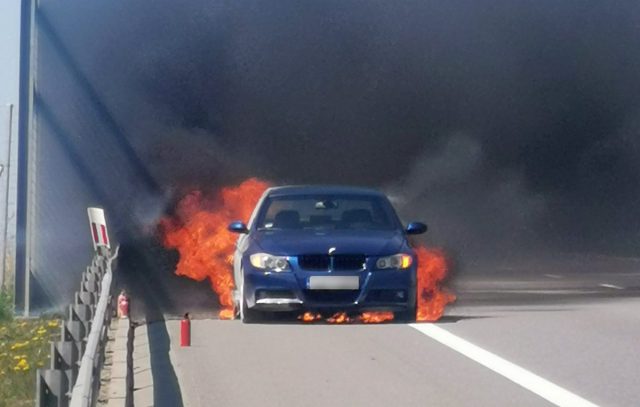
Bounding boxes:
308 276 359 290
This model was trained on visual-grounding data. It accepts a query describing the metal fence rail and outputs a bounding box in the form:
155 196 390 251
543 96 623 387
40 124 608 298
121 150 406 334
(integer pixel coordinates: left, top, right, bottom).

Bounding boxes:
36 208 118 407
70 246 118 407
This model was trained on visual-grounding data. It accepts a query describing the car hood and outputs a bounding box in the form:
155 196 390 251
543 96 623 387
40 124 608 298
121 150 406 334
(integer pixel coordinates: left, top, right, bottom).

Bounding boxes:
251 229 406 256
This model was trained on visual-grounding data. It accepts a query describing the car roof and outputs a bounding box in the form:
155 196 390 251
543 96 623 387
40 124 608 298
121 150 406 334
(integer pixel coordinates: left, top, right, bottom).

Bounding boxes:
265 185 386 198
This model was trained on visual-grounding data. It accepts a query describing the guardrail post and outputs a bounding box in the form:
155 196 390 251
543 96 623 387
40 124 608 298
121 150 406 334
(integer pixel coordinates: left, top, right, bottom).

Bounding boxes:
36 368 70 407
70 303 92 333
75 291 97 309
81 273 100 293
61 319 87 358
69 303 93 324
50 340 80 388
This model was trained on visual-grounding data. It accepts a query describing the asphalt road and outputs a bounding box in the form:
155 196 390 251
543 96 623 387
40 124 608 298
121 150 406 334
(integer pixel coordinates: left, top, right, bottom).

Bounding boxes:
147 254 640 406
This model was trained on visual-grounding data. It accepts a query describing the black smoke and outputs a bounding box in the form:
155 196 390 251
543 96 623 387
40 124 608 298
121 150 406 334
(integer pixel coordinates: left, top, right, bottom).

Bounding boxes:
43 0 640 258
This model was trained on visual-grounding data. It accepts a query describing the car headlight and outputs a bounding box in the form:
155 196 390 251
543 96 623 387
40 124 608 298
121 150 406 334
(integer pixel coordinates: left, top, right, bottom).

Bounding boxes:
249 253 291 272
376 254 412 270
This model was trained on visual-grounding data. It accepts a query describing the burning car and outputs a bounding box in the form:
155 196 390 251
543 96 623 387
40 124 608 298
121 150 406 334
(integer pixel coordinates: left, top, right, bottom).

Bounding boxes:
227 185 428 322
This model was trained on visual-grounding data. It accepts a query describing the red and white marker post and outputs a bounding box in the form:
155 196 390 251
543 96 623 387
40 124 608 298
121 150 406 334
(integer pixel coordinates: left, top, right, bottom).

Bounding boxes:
87 207 111 252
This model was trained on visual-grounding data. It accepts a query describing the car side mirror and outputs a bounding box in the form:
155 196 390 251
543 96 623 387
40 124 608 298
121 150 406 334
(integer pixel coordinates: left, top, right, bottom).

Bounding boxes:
228 221 249 234
406 222 427 235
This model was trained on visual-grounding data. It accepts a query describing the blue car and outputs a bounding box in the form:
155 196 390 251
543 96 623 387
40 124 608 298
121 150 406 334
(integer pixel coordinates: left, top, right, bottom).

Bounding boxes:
228 186 427 322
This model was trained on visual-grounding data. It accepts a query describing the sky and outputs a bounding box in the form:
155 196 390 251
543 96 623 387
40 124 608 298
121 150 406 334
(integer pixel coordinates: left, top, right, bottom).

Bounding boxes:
0 1 20 106
0 0 20 287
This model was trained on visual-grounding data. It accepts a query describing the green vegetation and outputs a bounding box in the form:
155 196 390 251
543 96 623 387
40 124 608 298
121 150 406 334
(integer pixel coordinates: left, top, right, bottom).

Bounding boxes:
0 287 13 322
0 288 61 407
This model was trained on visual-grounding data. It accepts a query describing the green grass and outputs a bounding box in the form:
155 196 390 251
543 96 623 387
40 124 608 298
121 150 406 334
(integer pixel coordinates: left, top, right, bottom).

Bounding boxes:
0 288 61 407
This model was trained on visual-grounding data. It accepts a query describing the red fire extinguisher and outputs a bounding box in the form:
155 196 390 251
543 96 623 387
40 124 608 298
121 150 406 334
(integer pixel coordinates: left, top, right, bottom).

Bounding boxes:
180 313 191 347
117 290 129 319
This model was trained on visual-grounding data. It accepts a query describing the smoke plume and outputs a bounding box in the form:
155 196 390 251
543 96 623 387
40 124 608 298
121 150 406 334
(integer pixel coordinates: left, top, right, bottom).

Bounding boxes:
43 0 640 258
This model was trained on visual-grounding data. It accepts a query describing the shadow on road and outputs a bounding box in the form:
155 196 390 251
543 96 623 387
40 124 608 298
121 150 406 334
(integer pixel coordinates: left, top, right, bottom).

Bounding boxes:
433 315 491 324
116 238 220 322
147 321 184 407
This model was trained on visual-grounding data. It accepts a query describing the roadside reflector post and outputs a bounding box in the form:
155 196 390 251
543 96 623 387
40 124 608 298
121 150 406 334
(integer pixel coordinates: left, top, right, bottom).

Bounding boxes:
87 207 110 252
180 313 191 347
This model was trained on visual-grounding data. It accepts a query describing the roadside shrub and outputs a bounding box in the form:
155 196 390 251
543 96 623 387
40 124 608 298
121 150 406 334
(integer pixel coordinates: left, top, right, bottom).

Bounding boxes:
0 287 13 322
0 317 61 406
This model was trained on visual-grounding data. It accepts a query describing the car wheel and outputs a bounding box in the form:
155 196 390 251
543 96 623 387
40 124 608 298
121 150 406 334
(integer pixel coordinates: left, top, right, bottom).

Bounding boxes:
241 297 264 323
240 280 263 323
395 305 416 323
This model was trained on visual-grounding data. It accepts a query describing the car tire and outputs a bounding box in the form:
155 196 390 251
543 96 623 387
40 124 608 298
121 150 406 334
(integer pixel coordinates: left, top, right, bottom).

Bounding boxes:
239 279 263 323
395 305 416 322
241 296 264 323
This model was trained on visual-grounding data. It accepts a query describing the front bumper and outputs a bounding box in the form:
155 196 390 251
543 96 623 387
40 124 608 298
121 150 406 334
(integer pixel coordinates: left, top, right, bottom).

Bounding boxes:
243 265 416 313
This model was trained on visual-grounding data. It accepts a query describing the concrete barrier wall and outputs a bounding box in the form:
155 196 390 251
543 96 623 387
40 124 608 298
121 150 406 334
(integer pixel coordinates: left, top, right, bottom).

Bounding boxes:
27 1 161 308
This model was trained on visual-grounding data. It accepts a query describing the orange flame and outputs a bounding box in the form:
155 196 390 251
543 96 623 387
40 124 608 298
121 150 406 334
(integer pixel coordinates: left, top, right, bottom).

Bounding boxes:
159 178 271 318
415 246 456 322
159 178 454 322
218 309 235 320
298 312 323 322
359 311 394 324
326 312 352 324
297 311 395 324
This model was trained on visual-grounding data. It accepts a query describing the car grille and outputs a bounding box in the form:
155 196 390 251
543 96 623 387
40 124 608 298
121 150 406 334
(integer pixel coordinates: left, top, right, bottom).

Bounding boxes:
298 254 366 271
299 255 330 270
334 255 366 270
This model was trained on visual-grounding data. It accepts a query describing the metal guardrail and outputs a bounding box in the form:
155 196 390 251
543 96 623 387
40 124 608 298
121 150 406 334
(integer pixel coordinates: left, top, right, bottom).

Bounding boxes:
70 245 118 407
36 207 118 407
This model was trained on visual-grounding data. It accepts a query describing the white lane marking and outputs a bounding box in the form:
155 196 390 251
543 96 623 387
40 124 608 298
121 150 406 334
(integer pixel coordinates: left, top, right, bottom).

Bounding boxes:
464 289 599 295
410 324 599 407
598 283 623 290
544 274 563 279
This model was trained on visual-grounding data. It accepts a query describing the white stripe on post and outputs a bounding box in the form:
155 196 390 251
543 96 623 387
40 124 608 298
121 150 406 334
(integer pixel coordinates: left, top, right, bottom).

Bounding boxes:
87 207 110 250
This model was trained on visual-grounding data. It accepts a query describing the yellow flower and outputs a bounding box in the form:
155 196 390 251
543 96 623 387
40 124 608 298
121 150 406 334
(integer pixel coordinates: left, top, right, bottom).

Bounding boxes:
10 341 29 350
19 322 27 327
47 320 59 328
37 328 47 335
15 358 29 371
13 355 20 360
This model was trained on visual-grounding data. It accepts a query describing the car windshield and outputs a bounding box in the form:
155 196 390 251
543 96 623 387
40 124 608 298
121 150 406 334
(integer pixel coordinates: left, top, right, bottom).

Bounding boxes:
256 194 398 231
